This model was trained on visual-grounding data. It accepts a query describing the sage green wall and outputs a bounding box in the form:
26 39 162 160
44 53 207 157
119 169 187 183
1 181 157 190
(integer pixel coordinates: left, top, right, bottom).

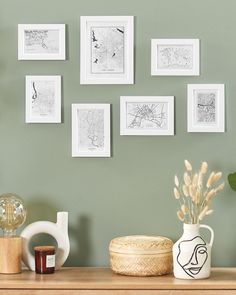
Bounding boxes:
0 0 235 267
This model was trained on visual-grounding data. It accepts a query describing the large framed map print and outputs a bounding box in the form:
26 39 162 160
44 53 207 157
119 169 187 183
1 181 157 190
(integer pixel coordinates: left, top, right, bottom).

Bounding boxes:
80 16 134 84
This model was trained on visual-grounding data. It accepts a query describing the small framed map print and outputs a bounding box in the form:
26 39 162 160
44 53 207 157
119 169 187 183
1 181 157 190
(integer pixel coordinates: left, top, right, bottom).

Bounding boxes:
18 24 65 60
25 76 61 123
187 84 225 132
72 104 111 157
151 39 199 76
120 96 174 136
80 16 134 84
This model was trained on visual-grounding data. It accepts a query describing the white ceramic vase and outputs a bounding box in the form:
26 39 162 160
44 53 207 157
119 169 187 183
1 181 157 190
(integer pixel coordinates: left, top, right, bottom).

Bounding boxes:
173 223 214 279
20 211 70 271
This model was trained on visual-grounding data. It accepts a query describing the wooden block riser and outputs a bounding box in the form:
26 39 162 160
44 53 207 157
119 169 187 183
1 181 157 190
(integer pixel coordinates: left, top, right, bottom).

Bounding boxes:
0 237 22 274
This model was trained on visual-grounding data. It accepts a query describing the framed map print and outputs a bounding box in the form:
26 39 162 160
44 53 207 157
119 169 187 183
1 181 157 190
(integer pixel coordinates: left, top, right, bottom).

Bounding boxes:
188 84 225 132
151 39 199 76
25 75 61 123
72 104 111 157
18 24 66 60
80 16 134 84
120 96 174 135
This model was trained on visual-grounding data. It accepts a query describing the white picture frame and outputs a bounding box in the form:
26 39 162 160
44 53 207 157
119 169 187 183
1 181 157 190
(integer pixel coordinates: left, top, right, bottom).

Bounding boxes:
72 104 111 157
25 75 61 123
120 96 174 136
187 84 225 133
80 16 134 84
18 24 66 60
151 39 199 76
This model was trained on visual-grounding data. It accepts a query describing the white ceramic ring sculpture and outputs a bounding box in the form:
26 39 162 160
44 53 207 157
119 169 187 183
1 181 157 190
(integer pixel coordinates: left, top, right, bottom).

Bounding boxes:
20 212 70 271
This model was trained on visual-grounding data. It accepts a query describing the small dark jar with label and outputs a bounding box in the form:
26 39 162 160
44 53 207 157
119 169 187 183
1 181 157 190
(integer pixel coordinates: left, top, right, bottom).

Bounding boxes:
34 246 55 274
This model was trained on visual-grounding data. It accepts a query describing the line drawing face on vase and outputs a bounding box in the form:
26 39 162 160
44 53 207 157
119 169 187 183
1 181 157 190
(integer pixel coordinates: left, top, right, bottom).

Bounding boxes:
90 26 124 74
77 109 105 152
24 30 60 54
126 102 168 130
30 80 55 118
177 236 208 278
195 90 217 124
157 45 193 70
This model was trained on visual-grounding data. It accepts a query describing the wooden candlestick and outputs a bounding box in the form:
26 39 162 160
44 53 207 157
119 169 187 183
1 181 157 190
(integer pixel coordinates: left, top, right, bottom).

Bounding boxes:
0 237 22 274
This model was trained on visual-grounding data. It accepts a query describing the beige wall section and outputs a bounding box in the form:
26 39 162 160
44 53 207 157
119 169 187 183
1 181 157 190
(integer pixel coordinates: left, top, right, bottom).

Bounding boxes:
0 0 235 267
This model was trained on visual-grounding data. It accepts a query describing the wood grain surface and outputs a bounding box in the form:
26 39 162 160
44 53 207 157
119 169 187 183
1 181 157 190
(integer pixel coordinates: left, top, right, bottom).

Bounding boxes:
0 237 22 274
0 267 235 291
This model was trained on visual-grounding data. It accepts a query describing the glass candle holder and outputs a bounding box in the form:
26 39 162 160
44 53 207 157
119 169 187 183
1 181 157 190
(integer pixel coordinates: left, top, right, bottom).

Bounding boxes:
34 246 55 274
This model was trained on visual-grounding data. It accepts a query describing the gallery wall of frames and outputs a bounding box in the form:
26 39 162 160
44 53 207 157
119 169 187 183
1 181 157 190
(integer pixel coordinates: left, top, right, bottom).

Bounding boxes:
18 17 225 158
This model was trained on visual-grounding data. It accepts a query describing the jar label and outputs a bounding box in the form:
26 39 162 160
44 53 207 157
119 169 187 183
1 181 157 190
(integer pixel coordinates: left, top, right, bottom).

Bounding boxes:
46 255 55 268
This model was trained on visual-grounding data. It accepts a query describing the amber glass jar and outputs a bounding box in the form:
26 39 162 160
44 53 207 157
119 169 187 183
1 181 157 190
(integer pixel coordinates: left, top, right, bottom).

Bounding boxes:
34 246 55 274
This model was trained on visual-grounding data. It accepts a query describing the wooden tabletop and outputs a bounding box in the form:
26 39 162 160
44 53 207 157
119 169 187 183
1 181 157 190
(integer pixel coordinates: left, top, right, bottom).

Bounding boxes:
0 267 236 290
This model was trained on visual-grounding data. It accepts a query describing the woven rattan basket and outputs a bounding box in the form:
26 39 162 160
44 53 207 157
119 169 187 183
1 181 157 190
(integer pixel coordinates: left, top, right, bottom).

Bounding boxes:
109 235 173 276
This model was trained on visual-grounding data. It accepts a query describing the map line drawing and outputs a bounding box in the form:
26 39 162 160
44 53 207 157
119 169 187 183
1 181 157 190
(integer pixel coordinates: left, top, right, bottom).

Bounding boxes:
90 26 124 73
196 91 216 123
126 102 168 130
25 29 60 54
157 45 193 70
30 80 55 117
78 109 105 151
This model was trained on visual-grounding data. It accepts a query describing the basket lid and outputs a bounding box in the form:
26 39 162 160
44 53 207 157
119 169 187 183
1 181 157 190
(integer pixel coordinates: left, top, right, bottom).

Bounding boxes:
109 235 173 254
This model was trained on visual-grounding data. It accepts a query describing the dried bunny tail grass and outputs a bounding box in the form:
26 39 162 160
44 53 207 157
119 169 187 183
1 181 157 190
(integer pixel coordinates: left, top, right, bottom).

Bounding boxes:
182 184 189 197
206 209 213 216
184 160 192 172
205 189 216 202
198 173 203 188
195 190 201 204
203 190 208 197
181 204 189 215
174 175 179 187
212 172 222 184
175 161 224 223
192 174 198 187
199 206 209 221
174 187 180 199
189 185 196 201
207 172 215 188
177 210 185 221
200 162 208 174
215 182 225 193
184 172 191 186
